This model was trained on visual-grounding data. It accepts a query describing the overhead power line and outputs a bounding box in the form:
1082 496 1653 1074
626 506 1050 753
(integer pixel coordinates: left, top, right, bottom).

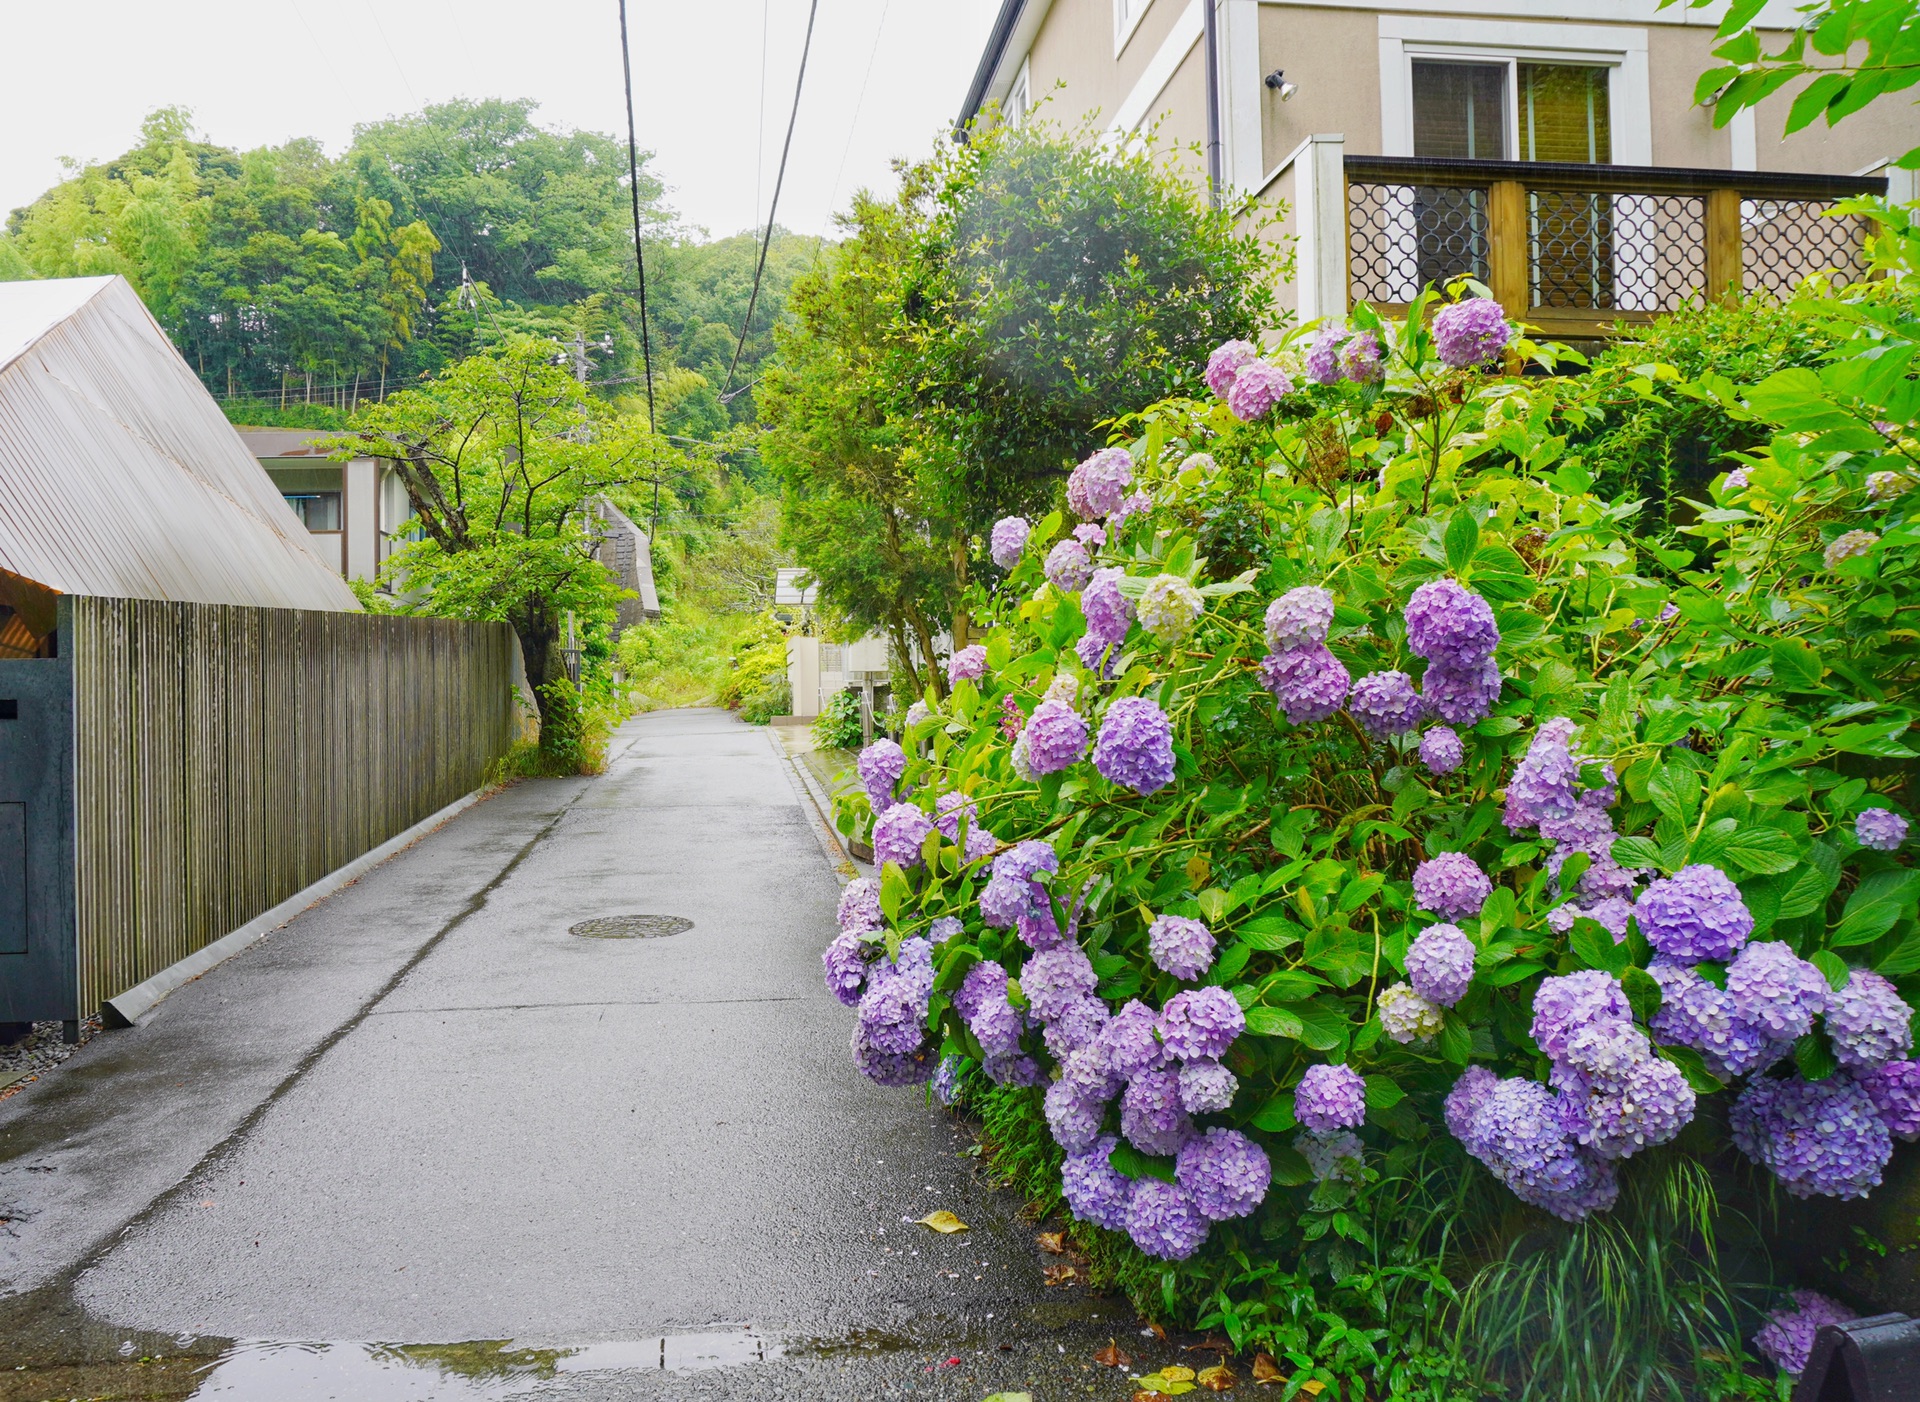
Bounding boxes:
617 0 659 433
720 0 822 403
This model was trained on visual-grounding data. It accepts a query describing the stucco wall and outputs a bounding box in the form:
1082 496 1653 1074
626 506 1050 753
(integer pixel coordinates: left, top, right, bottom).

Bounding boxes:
1646 26 1732 167
1136 42 1212 184
1755 66 1913 175
1030 0 1205 130
1257 6 1382 166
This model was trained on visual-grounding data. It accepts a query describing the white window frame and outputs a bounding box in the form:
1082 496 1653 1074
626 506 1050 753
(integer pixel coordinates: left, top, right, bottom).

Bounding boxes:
1116 0 1156 56
1377 16 1652 166
1008 56 1032 126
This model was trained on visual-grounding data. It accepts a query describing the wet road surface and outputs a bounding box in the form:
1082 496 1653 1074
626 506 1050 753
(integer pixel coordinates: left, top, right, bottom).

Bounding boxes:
0 710 1181 1399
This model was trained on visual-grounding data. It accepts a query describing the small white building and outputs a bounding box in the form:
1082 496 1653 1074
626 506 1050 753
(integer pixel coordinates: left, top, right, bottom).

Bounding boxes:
235 427 416 583
776 568 895 721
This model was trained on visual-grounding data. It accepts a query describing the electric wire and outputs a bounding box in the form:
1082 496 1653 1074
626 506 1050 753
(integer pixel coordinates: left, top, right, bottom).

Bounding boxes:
617 0 659 434
719 0 822 402
810 0 894 272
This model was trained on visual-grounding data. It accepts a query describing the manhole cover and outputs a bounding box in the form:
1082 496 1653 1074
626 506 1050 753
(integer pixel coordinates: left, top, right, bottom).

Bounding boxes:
569 915 693 940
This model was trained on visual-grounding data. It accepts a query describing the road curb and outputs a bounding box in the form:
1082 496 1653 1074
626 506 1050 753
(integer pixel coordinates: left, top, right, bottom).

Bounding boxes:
766 730 863 883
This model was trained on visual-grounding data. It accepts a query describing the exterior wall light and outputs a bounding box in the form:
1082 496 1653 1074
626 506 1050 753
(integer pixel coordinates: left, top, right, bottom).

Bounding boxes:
1264 70 1297 101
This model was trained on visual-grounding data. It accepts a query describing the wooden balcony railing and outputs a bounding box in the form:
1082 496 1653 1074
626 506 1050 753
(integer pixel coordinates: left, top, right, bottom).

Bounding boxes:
1341 155 1889 339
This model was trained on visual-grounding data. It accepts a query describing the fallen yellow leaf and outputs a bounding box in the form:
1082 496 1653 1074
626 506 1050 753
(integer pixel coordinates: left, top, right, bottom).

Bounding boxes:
1250 1353 1282 1385
1197 1363 1236 1391
917 1210 969 1234
1036 1231 1066 1254
1299 1383 1326 1397
1162 1365 1197 1383
1094 1339 1133 1368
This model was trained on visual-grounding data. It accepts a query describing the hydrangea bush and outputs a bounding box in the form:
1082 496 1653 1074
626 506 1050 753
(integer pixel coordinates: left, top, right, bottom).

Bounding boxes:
822 286 1920 1382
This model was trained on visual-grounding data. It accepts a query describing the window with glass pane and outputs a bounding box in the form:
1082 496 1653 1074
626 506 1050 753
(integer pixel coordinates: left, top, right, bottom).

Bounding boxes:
285 492 342 531
1518 64 1609 163
1412 62 1507 160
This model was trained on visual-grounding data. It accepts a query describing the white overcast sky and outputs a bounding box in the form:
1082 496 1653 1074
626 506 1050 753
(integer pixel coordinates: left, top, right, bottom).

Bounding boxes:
0 0 1003 238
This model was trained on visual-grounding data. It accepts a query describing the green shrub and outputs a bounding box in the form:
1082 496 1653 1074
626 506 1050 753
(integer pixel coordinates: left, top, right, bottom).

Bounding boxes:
813 690 864 750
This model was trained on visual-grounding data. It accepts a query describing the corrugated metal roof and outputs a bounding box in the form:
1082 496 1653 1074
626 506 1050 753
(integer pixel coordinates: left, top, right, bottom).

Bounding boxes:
0 276 358 612
774 567 817 607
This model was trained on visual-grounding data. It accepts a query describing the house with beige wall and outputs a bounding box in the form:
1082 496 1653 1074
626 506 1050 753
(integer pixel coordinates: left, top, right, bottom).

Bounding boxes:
960 0 1915 335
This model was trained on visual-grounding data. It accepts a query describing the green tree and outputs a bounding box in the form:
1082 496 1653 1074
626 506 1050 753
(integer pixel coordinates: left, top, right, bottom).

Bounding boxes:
339 338 673 755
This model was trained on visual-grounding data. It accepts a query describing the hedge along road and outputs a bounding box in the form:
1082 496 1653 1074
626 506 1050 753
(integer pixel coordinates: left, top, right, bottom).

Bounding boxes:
0 708 1181 1400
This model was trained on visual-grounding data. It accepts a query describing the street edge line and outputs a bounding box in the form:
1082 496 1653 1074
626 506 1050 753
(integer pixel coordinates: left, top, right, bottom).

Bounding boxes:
102 789 487 1029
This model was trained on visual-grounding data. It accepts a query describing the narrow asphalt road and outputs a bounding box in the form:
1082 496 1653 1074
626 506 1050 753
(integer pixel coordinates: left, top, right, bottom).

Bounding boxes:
0 710 1174 1401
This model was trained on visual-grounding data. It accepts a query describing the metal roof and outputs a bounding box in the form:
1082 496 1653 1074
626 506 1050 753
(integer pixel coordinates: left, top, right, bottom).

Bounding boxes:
0 277 358 612
774 567 818 607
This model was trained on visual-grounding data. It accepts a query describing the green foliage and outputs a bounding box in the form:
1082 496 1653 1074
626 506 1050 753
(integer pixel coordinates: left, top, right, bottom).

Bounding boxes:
762 118 1276 690
1674 0 1920 168
814 690 865 751
0 103 813 433
713 614 793 721
830 226 1920 1392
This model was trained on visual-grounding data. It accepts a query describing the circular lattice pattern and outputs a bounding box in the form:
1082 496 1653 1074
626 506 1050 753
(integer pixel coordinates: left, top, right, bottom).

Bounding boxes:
569 915 693 940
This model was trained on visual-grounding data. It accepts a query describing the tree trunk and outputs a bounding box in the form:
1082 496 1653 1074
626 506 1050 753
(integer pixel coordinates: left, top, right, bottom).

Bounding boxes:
906 606 944 703
886 618 922 699
950 539 972 654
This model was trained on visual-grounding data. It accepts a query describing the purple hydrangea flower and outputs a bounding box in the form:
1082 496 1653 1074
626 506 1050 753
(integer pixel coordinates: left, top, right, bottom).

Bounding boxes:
1306 326 1343 385
857 739 907 811
1073 523 1106 550
1093 696 1176 795
1456 1075 1618 1221
1136 575 1204 644
982 1052 1045 1087
1063 1042 1123 1104
990 516 1030 570
1827 969 1915 1071
1120 1067 1193 1156
1348 670 1427 740
978 840 1058 928
1045 994 1112 1061
1159 986 1245 1062
1636 864 1754 963
1532 971 1631 1060
1754 1291 1858 1377
1176 1127 1271 1221
1341 330 1384 383
873 802 935 869
1045 539 1093 593
1421 656 1504 728
947 645 987 685
1295 1063 1367 1132
856 937 935 1058
1407 923 1475 1007
1178 1058 1238 1115
1420 726 1464 775
1259 644 1351 725
1445 1066 1500 1157
1023 699 1088 775
1732 1073 1892 1199
1082 568 1134 647
1125 1178 1209 1260
1265 586 1335 650
1099 1000 1167 1079
1045 1078 1108 1153
1023 944 1098 1022
1857 807 1910 851
953 958 1008 1023
1648 959 1783 1080
969 991 1027 1058
1296 1129 1366 1182
1379 982 1445 1042
1722 467 1752 493
1568 1053 1696 1160
1724 941 1828 1042
1068 447 1134 521
1148 913 1215 980
838 877 883 933
823 931 871 1006
1111 489 1152 528
1413 852 1492 920
1205 340 1257 399
1227 361 1294 421
934 792 997 861
933 1055 964 1106
1433 297 1511 369
1076 632 1121 678
1061 1134 1134 1230
1405 578 1500 671
1548 897 1636 941
1503 718 1581 833
1859 1060 1920 1140
851 1021 934 1086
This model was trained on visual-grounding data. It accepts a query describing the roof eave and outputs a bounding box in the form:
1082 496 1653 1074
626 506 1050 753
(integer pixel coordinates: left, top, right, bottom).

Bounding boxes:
955 0 1031 137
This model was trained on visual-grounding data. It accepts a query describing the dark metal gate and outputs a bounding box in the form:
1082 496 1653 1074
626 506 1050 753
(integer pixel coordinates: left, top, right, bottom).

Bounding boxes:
0 624 75 1027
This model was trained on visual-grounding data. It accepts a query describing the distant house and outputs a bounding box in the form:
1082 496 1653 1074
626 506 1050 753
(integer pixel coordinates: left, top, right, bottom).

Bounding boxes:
234 428 418 584
959 0 1909 337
